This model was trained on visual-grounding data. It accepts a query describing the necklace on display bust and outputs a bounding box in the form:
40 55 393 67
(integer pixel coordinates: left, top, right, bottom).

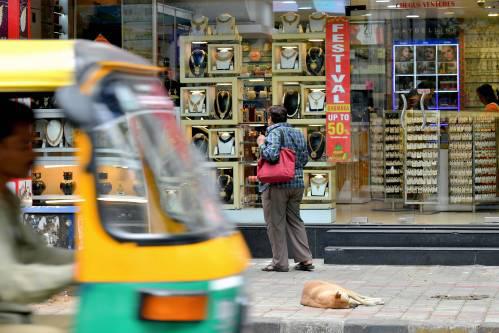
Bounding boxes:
215 90 232 120
45 119 63 147
216 13 235 35
217 132 235 155
188 91 206 113
192 133 208 155
280 47 299 69
215 49 234 70
308 90 325 112
310 174 328 196
306 47 324 74
309 12 327 33
191 16 208 31
281 12 300 33
282 89 300 118
218 173 233 202
189 49 207 77
307 132 325 160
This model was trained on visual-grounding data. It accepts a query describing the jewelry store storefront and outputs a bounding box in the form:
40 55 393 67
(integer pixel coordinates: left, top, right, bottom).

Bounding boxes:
27 0 499 261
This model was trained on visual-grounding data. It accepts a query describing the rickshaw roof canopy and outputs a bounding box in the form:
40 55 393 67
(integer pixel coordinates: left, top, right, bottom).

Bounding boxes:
0 40 159 93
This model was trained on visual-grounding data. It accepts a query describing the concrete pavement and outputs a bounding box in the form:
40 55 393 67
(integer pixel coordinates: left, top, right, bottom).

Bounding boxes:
33 259 499 332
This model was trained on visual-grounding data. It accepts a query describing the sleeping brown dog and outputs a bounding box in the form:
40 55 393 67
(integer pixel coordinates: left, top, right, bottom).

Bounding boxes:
300 280 384 309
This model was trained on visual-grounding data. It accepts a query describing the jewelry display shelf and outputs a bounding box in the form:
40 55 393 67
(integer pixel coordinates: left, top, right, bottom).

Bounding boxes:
34 109 65 119
403 110 440 205
208 127 242 160
179 35 242 83
369 112 384 200
473 116 498 203
272 32 325 41
448 115 474 204
383 111 404 201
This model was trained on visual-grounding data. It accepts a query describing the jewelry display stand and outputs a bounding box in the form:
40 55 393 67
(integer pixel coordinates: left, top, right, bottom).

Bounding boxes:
208 128 241 159
180 86 214 117
301 85 326 116
308 12 327 33
272 43 306 74
208 44 241 75
190 15 211 36
303 170 333 201
215 13 237 35
280 12 302 34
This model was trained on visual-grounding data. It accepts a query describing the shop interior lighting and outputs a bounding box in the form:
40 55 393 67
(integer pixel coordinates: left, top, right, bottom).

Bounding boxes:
444 11 454 15
375 0 390 2
298 6 313 10
190 90 205 94
309 39 324 42
309 125 323 127
98 197 148 204
249 78 265 82
46 199 84 204
193 126 208 129
387 4 397 8
217 47 232 51
282 46 298 49
281 1 296 3
283 82 300 85
406 14 420 18
216 83 232 86
362 13 372 16
192 41 208 44
488 13 498 16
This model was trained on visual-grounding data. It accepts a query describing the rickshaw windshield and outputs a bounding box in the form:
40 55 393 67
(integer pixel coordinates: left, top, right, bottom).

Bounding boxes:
89 74 227 243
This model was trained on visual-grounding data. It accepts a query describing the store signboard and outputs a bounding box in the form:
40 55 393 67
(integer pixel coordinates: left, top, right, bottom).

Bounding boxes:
325 16 351 162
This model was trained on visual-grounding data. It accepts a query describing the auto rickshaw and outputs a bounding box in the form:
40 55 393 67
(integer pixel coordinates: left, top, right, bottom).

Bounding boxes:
0 40 250 332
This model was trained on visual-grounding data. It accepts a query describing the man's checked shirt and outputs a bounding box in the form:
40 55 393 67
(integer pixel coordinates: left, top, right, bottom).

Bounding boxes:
259 122 309 192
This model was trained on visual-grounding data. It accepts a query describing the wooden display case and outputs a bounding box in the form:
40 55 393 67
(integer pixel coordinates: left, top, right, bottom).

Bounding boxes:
204 161 241 209
301 84 326 116
207 44 242 75
272 42 306 74
208 127 241 159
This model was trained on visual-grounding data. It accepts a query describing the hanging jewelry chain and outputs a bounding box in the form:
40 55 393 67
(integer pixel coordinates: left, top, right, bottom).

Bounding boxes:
308 91 325 109
308 132 324 159
215 90 231 119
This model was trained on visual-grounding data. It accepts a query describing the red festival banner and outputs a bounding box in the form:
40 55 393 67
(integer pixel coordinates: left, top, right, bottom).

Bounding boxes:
325 17 351 162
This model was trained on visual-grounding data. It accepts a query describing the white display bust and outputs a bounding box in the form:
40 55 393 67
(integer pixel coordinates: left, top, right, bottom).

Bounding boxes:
215 13 236 35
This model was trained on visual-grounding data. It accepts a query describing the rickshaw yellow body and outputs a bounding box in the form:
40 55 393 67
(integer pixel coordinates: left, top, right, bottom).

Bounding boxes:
0 40 251 332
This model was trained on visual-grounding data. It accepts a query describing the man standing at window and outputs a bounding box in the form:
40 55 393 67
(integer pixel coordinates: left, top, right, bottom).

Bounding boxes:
257 106 314 272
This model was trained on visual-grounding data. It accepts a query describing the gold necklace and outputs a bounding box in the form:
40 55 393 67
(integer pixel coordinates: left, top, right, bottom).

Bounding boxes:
282 13 299 25
215 90 231 120
307 132 324 159
189 50 206 76
216 14 233 23
192 17 208 30
307 47 323 71
281 48 298 60
310 12 327 21
45 120 63 147
188 93 205 112
215 50 233 61
311 175 328 194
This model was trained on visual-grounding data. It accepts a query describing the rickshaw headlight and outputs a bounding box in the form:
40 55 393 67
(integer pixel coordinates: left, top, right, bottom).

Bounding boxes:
139 290 208 322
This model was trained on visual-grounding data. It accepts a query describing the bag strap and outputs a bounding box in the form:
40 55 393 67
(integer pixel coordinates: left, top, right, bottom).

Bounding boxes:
278 127 297 150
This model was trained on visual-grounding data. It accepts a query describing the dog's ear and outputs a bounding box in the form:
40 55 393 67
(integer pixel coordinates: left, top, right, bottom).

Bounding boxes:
335 291 342 299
